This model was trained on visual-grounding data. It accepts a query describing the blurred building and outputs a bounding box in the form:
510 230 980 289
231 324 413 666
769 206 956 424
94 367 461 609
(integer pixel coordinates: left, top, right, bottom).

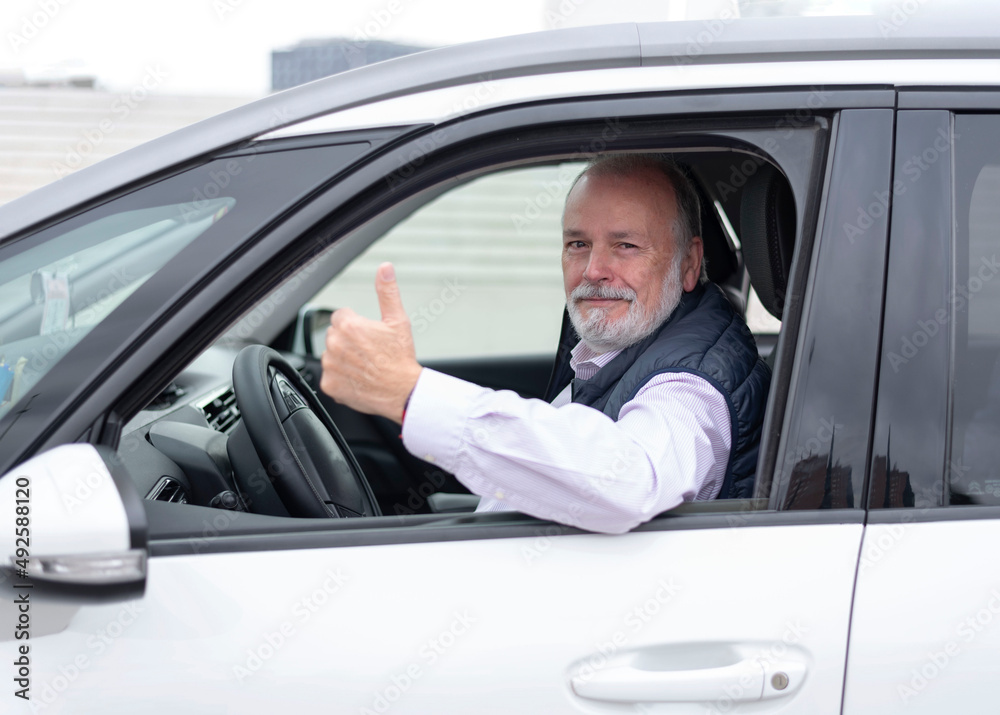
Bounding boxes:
0 67 96 90
271 39 429 91
0 86 249 206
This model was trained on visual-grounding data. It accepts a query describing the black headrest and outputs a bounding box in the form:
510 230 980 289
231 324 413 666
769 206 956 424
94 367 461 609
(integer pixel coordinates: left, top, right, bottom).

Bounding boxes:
693 178 740 287
672 161 743 316
739 163 796 319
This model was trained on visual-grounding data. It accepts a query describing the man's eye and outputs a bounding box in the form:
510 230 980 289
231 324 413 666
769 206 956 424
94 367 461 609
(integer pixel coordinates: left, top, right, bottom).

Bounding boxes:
620 243 638 250
566 241 587 249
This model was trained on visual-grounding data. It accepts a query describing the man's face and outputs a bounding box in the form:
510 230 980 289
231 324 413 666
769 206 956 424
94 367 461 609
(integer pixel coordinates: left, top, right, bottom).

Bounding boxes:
561 168 701 352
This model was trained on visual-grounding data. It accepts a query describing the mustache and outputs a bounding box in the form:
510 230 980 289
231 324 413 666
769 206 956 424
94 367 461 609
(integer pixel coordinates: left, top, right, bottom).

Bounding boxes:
570 282 637 302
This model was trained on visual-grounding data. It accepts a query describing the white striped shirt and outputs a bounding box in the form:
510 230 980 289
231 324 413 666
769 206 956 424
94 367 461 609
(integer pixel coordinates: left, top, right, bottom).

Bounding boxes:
401 341 732 534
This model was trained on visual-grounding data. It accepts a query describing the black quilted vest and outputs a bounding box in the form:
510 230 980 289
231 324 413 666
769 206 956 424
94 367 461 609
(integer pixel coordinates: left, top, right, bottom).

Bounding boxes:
545 282 771 499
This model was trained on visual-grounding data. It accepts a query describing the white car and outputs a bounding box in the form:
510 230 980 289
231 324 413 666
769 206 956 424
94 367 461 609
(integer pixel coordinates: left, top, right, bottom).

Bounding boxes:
2 10 1000 714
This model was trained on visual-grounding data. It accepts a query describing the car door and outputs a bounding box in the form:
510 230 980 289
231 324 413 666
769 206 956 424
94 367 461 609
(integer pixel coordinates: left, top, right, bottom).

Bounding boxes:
844 102 1000 711
1 95 892 714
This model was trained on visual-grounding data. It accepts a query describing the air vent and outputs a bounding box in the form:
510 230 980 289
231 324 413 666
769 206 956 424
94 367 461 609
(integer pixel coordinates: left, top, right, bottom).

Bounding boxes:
148 476 188 503
200 387 241 433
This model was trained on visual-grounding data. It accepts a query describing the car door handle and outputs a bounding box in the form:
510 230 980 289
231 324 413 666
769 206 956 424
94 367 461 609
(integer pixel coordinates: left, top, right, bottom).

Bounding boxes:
571 656 805 704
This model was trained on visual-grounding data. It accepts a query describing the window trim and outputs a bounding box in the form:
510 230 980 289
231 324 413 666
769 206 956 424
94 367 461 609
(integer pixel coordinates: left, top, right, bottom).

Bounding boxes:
147 501 864 557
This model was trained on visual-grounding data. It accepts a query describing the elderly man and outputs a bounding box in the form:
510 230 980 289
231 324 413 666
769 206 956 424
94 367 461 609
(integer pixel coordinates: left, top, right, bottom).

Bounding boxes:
320 154 770 534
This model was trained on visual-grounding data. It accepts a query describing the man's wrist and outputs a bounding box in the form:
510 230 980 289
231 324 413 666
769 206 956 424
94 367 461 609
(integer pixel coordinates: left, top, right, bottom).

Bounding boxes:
401 384 416 425
396 365 422 425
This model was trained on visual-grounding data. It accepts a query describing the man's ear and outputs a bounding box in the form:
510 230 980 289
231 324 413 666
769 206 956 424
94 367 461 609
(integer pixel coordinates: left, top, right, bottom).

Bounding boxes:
681 236 704 292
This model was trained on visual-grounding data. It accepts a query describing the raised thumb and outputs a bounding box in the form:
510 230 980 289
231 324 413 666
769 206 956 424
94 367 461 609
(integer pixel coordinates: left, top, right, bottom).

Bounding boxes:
375 262 408 324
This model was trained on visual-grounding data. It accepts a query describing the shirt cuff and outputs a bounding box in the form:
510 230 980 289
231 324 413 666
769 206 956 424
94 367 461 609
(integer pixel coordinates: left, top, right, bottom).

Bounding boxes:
401 368 487 472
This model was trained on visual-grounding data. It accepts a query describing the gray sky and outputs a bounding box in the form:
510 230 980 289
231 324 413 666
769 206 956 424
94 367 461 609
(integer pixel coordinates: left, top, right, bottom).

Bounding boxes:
3 0 983 97
1 0 551 97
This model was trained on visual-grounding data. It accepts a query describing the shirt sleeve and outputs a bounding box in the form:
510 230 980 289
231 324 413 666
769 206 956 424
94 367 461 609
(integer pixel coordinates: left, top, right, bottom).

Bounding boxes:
400 368 732 534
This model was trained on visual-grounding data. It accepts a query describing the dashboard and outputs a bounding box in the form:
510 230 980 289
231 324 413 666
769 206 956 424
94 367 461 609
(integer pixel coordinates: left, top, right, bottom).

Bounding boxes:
118 341 306 511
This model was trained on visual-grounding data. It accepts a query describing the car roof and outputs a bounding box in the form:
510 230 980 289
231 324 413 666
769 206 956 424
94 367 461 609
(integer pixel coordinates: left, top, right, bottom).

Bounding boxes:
3 13 1000 242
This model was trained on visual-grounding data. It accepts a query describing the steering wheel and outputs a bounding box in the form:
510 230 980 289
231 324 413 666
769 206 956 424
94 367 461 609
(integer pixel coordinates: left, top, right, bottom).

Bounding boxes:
230 345 380 518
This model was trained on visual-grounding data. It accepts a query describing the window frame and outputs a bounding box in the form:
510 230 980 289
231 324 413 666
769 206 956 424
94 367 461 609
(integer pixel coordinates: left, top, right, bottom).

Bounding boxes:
40 88 893 551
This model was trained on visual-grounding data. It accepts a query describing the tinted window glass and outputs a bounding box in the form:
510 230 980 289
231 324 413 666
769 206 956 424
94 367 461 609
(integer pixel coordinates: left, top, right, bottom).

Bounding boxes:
777 110 892 510
950 115 1000 504
0 200 232 421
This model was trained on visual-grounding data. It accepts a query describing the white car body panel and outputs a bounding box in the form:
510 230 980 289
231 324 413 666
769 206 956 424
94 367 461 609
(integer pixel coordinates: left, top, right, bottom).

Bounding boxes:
845 520 1000 713
259 59 1000 139
10 523 861 714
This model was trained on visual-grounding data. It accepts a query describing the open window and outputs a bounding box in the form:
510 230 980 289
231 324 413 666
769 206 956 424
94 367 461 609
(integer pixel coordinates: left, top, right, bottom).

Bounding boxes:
108 97 893 550
277 150 798 519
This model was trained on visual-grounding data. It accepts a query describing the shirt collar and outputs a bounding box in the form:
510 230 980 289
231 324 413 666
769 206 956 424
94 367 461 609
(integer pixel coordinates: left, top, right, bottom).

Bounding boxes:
570 341 622 381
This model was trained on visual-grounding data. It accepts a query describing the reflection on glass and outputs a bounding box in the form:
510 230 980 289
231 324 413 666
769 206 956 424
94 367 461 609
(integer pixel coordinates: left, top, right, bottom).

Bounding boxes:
950 130 1000 505
784 456 854 509
869 432 914 508
0 199 234 420
782 426 855 509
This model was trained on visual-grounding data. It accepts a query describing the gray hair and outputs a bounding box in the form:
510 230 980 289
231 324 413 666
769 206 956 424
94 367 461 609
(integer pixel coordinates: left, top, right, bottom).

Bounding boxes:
571 154 707 282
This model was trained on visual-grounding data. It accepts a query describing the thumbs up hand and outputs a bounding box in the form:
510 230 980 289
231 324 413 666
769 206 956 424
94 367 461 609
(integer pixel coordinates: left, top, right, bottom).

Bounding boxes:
320 263 422 424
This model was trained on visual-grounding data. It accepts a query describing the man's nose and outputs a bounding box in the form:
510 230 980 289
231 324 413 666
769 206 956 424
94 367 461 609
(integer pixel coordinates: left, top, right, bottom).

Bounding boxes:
582 246 613 282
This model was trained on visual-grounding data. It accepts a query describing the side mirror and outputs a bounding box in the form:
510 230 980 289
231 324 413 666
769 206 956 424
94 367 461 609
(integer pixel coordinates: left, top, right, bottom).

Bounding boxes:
292 304 334 358
0 444 147 600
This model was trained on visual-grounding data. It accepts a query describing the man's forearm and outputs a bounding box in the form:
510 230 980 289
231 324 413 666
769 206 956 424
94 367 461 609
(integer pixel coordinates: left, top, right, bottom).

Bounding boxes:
401 368 731 534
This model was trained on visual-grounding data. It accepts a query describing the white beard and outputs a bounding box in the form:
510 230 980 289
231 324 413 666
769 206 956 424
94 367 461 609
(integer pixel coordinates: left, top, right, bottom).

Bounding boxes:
567 255 684 353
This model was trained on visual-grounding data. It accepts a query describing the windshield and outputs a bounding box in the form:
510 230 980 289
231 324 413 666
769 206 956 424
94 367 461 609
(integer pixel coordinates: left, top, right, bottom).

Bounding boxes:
0 198 234 421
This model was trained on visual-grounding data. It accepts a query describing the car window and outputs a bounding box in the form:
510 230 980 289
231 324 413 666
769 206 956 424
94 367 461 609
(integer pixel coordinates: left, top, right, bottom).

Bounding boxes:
309 164 579 360
948 115 1000 504
0 199 233 421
